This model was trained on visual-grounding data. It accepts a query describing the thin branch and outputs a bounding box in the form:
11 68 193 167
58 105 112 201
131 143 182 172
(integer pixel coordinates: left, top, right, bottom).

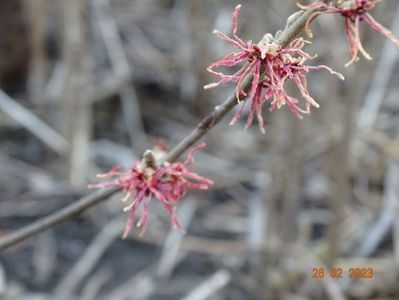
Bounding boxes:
0 4 326 252
0 188 119 251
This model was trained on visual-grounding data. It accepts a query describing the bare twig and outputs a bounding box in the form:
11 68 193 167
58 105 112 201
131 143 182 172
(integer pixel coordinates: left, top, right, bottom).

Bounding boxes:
0 3 326 251
0 188 119 251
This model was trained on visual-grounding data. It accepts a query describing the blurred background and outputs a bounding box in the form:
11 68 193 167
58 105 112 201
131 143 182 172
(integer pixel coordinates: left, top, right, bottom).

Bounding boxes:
1 0 399 299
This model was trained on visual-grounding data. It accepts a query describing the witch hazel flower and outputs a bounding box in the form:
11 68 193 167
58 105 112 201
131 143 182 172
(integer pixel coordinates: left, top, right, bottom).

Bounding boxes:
266 38 344 115
205 4 344 133
299 0 399 66
88 143 213 238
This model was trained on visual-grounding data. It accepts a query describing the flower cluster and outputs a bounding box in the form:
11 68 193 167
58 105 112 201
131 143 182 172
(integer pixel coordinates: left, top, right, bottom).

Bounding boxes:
299 0 399 66
205 5 344 133
89 143 213 238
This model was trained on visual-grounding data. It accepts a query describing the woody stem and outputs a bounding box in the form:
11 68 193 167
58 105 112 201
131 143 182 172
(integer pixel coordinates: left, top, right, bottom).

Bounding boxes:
0 1 330 251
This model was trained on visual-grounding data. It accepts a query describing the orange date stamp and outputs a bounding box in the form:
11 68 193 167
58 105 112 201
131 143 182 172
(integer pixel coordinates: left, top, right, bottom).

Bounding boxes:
312 267 374 279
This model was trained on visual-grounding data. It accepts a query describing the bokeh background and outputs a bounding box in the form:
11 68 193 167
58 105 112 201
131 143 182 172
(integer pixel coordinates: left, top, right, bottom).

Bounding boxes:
1 0 399 299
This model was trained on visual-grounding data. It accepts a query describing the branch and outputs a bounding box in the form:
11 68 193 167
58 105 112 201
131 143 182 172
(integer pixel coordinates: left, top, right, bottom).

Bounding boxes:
0 4 325 251
0 189 119 251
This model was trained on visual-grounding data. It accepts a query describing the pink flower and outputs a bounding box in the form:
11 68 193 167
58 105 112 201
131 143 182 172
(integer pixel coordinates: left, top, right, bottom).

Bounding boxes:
88 143 213 238
299 0 399 66
205 5 343 133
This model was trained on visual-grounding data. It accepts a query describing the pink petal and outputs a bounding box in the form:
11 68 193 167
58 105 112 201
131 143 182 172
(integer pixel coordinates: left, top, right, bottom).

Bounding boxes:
232 4 247 47
363 12 399 48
